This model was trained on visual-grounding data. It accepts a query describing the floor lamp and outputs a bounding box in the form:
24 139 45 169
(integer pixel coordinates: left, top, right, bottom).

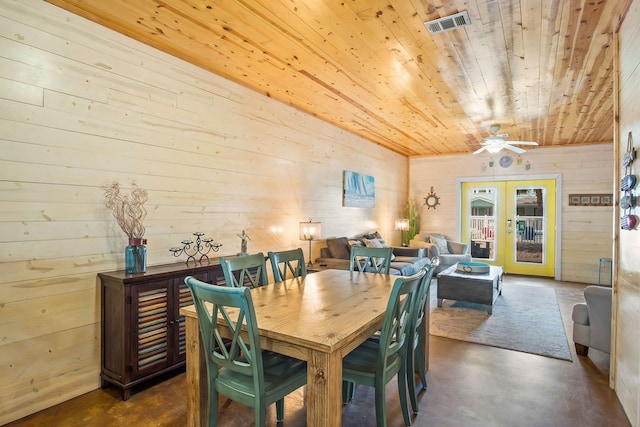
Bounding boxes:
299 219 322 268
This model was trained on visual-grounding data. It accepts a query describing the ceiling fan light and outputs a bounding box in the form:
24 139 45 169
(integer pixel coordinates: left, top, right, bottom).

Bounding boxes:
485 145 502 154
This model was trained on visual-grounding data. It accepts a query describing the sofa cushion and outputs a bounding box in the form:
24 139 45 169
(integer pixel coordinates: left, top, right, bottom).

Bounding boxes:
429 234 450 254
389 256 431 276
326 237 351 259
361 231 382 240
363 238 395 261
348 239 364 248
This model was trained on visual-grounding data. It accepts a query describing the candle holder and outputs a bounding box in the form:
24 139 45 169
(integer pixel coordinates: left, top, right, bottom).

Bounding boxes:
169 232 222 264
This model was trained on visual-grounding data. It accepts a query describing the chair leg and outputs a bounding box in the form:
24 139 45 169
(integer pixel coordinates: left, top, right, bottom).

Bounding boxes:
374 378 387 427
209 386 218 427
398 362 412 426
407 347 419 414
255 406 267 427
342 380 355 404
417 330 428 389
276 398 285 422
575 343 589 356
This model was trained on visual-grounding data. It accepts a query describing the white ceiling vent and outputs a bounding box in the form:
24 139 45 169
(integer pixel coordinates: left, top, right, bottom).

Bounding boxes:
424 11 471 35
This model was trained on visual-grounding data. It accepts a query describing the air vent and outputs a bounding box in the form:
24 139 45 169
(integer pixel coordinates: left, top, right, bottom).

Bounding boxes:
424 11 471 35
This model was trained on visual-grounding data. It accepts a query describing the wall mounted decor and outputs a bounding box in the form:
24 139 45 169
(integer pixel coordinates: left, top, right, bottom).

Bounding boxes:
620 132 638 230
499 154 513 168
343 170 375 207
568 194 613 206
424 186 440 209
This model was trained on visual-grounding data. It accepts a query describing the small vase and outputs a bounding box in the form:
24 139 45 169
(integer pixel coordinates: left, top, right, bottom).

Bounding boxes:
125 238 147 274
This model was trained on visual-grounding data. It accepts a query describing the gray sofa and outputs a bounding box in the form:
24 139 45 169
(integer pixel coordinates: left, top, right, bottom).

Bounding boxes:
409 232 471 274
572 285 612 356
316 232 431 276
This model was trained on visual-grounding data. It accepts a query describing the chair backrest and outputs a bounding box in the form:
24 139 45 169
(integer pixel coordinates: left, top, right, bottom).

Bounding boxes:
409 265 436 351
377 268 426 372
584 285 612 352
349 245 392 274
221 253 268 288
184 276 264 385
268 248 307 282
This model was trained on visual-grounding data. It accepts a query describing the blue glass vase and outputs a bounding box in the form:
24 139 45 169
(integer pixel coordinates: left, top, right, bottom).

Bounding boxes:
125 238 147 274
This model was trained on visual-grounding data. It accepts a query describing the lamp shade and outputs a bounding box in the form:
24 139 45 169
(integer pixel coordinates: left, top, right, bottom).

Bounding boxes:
395 218 410 231
299 220 322 241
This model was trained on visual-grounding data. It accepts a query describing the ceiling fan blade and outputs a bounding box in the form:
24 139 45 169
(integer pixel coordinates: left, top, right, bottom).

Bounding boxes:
508 141 538 146
473 146 488 154
503 144 526 154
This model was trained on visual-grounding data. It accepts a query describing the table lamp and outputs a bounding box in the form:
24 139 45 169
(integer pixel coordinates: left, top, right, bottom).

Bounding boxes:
299 219 322 268
395 218 410 246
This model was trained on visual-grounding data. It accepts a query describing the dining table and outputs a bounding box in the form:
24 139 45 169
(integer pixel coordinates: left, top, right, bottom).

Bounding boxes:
180 268 430 427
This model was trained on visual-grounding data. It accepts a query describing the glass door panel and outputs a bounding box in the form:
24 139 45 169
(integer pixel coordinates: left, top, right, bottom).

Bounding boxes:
504 180 555 276
462 179 555 277
461 182 506 266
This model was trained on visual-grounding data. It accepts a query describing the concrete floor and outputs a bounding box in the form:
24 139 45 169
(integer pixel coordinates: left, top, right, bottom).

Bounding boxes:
6 276 630 427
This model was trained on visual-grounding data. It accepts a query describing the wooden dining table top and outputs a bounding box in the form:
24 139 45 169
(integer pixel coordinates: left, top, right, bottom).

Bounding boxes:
181 269 399 356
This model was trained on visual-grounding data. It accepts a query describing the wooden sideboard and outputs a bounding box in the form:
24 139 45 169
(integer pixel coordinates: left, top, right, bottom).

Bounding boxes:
98 260 225 400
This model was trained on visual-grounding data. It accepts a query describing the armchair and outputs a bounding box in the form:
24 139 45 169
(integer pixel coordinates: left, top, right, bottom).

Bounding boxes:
409 233 471 274
572 286 612 356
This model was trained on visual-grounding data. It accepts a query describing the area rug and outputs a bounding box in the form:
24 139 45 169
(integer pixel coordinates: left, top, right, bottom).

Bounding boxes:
429 282 572 361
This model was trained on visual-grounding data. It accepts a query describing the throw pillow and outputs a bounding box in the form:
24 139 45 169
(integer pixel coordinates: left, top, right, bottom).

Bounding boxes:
429 234 450 254
363 238 383 248
326 237 351 259
362 231 382 240
348 239 364 247
363 238 395 261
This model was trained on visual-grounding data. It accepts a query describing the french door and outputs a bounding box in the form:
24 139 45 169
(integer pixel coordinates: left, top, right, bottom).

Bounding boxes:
461 179 556 276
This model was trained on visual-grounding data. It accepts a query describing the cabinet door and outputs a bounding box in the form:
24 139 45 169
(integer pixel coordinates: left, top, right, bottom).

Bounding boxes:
173 271 212 363
131 280 171 379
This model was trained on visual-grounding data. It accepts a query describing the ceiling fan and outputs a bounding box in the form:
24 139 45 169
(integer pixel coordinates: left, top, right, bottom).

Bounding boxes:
473 124 538 154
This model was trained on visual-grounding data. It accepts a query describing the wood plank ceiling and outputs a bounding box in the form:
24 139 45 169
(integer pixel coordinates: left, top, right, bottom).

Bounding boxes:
45 0 626 157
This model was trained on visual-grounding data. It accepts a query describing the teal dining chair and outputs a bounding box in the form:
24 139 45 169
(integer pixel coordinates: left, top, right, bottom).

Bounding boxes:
342 245 393 403
341 268 426 427
220 252 268 288
349 245 393 274
267 248 307 282
406 262 437 414
184 276 307 427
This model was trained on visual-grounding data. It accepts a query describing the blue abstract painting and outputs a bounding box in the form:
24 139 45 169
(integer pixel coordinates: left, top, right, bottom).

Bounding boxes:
343 170 375 207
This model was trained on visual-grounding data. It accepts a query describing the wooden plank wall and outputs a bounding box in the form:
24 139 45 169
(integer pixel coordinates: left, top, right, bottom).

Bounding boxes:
616 0 640 424
410 144 614 284
0 1 408 423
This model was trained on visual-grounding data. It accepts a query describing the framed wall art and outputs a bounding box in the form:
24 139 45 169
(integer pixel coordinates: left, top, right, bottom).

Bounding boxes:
568 193 613 207
343 170 375 207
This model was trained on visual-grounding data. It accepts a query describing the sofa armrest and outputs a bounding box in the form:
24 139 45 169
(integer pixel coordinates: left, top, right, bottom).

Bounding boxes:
571 303 589 325
447 240 469 255
392 246 426 258
409 240 439 258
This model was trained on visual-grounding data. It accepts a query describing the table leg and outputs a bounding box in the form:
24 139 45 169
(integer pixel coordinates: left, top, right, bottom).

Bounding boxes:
306 350 342 426
185 315 208 427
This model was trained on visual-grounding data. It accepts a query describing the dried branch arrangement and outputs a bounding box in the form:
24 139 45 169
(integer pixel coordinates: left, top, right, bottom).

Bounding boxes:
102 181 148 238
